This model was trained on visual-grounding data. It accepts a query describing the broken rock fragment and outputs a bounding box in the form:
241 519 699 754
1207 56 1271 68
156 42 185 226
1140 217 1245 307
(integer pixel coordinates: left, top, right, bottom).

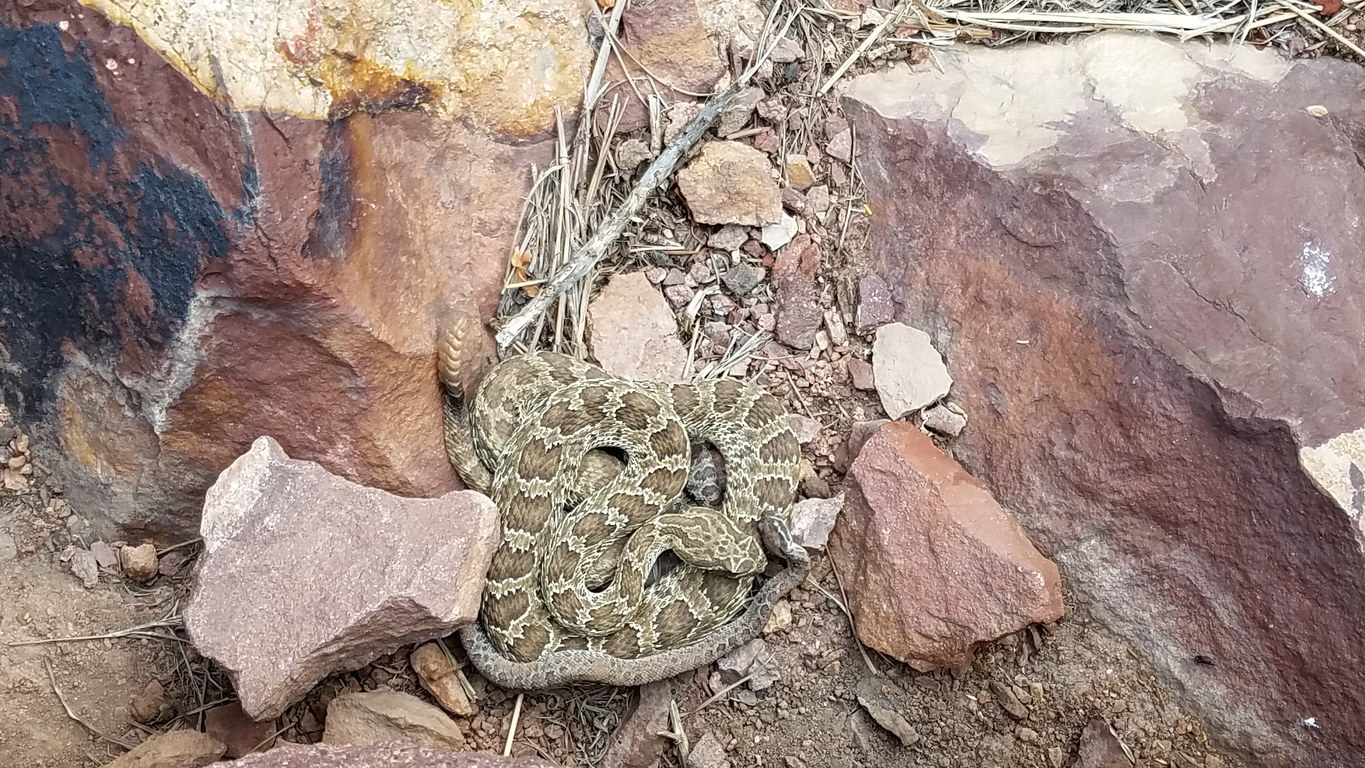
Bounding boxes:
830 423 1063 670
772 235 823 349
871 323 952 419
107 730 226 768
184 437 498 721
410 643 476 718
588 271 690 382
678 141 782 226
322 690 466 751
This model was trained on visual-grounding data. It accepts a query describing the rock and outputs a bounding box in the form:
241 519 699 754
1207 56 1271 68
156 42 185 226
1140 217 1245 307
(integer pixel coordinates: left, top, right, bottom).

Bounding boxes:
588 272 690 382
990 680 1028 720
848 358 875 391
762 599 793 634
679 142 783 227
760 213 799 251
663 285 694 310
106 730 226 768
600 680 673 768
664 102 705 145
90 540 119 568
129 679 167 724
789 494 842 552
718 86 767 136
709 225 750 252
921 403 967 438
70 549 98 588
214 743 557 768
1074 719 1132 768
872 323 952 418
844 31 1365 765
806 185 832 221
856 678 920 747
410 643 475 718
785 156 816 190
616 138 653 171
120 543 159 582
855 275 895 333
716 638 779 691
0 4 569 541
621 0 726 96
829 423 1064 671
847 420 889 460
772 235 822 350
0 531 16 561
788 414 822 445
769 36 804 64
205 702 276 759
322 690 466 751
184 437 498 721
720 264 767 297
826 128 853 164
687 733 729 768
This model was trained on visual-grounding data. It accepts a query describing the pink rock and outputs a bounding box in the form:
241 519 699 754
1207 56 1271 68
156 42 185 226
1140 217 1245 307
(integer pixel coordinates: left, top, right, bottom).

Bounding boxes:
855 274 895 333
588 272 690 382
848 358 875 391
184 437 497 721
1075 719 1134 768
215 743 557 768
205 702 277 759
830 423 1063 671
772 235 822 350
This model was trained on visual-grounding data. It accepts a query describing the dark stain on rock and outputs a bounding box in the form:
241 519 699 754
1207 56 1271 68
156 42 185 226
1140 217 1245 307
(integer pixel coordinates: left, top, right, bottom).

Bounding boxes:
301 121 354 260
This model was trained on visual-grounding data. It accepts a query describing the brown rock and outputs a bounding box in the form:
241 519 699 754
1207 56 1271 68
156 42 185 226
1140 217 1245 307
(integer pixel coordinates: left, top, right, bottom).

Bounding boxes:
410 643 476 718
205 702 276 759
771 235 822 349
91 540 119 568
70 549 99 589
588 272 690 382
322 690 466 751
921 403 967 438
0 3 554 541
678 142 783 227
130 679 168 724
844 31 1365 766
120 542 159 582
107 730 226 768
215 743 557 768
785 155 816 190
848 358 876 391
830 423 1064 671
1074 719 1133 768
184 437 497 721
600 680 673 768
622 0 725 96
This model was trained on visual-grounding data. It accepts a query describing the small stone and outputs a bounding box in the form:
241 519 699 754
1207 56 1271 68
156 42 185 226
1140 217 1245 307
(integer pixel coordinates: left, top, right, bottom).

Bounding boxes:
716 638 780 691
856 275 895 333
679 141 782 226
785 155 816 190
788 414 821 445
1017 726 1041 744
617 138 653 171
721 264 767 296
90 540 119 568
991 681 1028 719
105 730 226 768
762 599 793 634
1206 757 1225 768
807 185 831 221
323 690 466 751
922 403 967 438
663 268 688 286
760 213 798 251
848 358 875 391
709 225 749 251
589 271 690 382
664 101 704 145
789 494 842 551
159 550 191 577
856 678 920 747
0 531 17 561
1075 719 1132 768
689 262 713 285
644 266 669 285
664 285 694 309
205 702 277 759
800 474 831 499
120 543 159 583
410 643 475 718
872 323 953 419
757 314 776 333
824 310 849 347
827 128 853 164
781 187 807 215
769 36 804 63
129 679 167 724
1048 746 1065 768
718 86 766 136
71 550 98 589
750 128 779 155
687 733 728 768
772 235 822 350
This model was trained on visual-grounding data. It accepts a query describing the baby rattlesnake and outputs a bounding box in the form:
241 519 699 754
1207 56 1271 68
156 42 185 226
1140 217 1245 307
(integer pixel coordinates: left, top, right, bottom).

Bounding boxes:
438 319 810 689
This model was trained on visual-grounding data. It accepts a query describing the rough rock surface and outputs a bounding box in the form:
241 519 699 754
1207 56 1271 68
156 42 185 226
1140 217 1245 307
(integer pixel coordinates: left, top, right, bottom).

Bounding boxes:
871 323 953 419
322 690 466 750
772 235 823 349
214 743 558 768
789 494 842 551
0 3 555 540
410 643 475 718
588 272 690 382
184 437 498 721
678 142 783 226
107 730 226 768
205 702 277 759
1074 719 1134 768
600 680 674 768
829 422 1064 671
843 31 1365 766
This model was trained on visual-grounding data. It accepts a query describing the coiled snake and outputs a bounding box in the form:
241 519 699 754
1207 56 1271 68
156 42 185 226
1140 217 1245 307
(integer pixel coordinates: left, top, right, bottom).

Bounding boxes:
438 318 810 689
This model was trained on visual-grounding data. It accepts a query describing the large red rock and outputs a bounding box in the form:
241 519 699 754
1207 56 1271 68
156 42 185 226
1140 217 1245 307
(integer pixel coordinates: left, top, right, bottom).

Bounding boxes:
0 2 557 540
842 31 1365 767
830 422 1063 671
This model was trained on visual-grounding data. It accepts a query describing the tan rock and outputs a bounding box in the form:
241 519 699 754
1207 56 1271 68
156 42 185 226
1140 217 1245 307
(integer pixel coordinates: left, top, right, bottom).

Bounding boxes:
322 690 466 751
785 155 816 190
107 730 226 768
588 272 690 382
410 643 475 718
129 679 167 724
184 437 498 721
204 703 276 759
216 743 557 767
830 423 1063 670
761 599 793 635
120 543 159 582
678 142 782 227
872 323 952 419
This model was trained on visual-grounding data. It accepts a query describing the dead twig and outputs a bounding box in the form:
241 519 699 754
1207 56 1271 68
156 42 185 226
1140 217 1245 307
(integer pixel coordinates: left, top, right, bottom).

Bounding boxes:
45 658 136 750
503 692 525 756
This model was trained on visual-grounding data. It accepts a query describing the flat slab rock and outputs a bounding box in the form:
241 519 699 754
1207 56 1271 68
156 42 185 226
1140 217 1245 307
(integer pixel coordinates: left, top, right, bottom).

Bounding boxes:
829 422 1063 671
212 744 558 768
588 271 689 382
185 437 498 721
843 30 1365 765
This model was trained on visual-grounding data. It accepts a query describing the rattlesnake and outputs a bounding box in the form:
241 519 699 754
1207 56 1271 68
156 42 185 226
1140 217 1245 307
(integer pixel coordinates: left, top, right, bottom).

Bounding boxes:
438 318 810 689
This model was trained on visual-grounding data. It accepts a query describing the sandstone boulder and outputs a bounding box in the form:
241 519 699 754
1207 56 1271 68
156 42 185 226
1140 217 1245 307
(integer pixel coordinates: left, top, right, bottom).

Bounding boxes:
107 730 226 768
214 743 558 768
184 437 497 721
843 31 1365 766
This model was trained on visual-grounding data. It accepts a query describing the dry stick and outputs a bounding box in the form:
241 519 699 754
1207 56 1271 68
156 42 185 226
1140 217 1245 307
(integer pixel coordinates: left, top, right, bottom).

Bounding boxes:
818 1 909 95
45 658 136 750
9 616 183 647
686 673 755 716
503 692 525 756
1275 0 1365 56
